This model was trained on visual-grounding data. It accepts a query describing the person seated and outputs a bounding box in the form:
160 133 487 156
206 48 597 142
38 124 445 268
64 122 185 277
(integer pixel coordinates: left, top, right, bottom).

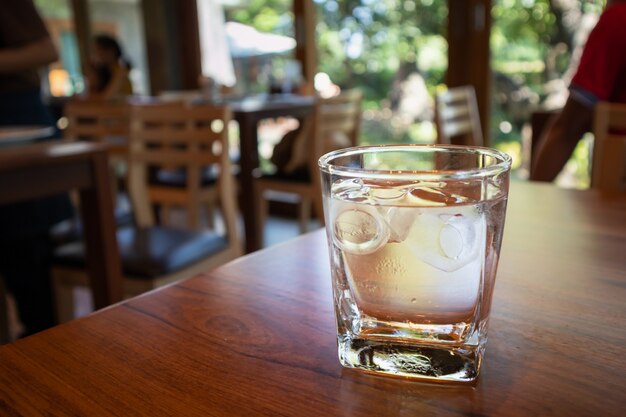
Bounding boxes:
531 0 626 181
86 34 133 100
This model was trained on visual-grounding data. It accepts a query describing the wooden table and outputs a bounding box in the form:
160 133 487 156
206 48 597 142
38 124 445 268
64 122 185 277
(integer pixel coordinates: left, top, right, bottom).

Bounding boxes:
0 181 624 416
228 94 315 253
0 126 54 147
0 141 123 310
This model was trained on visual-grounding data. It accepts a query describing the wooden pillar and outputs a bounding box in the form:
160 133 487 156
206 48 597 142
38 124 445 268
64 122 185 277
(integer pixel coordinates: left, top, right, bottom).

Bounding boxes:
141 0 182 94
142 0 202 94
447 0 492 145
294 0 317 95
176 1 202 90
70 0 91 74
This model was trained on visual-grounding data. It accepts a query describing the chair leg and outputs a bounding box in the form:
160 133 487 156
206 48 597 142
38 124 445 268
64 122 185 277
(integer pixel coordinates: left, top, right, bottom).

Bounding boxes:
298 197 311 234
255 186 269 247
187 201 200 230
205 199 216 229
52 272 76 324
160 205 173 227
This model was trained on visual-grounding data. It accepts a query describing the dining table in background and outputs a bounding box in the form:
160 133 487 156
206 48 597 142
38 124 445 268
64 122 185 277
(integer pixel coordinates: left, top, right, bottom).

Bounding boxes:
0 141 123 311
0 125 55 147
1 181 624 416
226 94 316 253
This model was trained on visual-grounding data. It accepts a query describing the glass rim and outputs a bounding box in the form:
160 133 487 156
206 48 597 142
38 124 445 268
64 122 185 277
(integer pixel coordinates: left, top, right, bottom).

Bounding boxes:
318 144 512 181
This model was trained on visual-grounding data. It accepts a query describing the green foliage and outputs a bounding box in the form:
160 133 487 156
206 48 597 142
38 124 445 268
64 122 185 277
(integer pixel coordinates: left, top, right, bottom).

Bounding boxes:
231 0 605 184
33 0 72 19
315 0 447 85
227 0 293 35
490 0 606 186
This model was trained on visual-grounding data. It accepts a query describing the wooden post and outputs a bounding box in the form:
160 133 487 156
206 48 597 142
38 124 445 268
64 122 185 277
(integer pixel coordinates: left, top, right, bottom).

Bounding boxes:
294 0 317 95
447 0 492 145
141 0 202 94
142 0 182 95
70 0 92 75
176 1 202 90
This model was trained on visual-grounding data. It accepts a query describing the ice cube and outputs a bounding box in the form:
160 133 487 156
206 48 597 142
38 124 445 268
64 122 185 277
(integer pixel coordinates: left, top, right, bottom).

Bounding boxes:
331 178 370 202
406 186 450 206
379 207 416 243
407 205 485 272
439 223 463 259
331 200 389 255
342 237 482 314
369 186 406 201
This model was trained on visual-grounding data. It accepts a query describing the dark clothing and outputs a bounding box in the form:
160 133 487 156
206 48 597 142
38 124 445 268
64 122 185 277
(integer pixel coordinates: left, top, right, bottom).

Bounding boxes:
0 1 73 336
0 89 70 240
0 89 72 335
0 236 56 335
0 0 50 92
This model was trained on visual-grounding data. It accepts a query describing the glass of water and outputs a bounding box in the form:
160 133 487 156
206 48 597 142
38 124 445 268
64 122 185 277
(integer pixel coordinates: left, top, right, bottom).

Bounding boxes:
318 145 511 383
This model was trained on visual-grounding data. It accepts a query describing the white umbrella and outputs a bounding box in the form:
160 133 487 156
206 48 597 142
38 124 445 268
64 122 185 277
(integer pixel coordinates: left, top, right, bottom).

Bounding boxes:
225 22 296 58
197 0 236 87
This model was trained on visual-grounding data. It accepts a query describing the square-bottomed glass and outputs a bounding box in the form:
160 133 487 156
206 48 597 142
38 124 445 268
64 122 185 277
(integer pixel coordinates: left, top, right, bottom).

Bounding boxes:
318 145 511 383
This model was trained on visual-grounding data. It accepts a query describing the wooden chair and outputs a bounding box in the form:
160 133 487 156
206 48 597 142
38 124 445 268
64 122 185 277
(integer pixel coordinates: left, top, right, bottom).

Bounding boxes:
59 99 135 239
253 90 362 243
435 85 483 146
52 103 242 323
64 99 130 159
131 102 226 229
64 99 131 196
591 102 626 191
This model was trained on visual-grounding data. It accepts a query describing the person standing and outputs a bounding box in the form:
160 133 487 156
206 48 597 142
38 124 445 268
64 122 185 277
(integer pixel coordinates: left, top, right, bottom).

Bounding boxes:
0 0 73 336
531 0 626 182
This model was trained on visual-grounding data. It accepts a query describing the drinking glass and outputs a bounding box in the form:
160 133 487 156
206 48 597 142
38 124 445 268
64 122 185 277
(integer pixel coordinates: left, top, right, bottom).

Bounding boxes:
318 145 511 382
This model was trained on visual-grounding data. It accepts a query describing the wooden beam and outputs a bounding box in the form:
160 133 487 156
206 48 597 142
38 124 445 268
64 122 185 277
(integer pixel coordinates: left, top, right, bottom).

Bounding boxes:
176 1 202 90
447 0 492 145
141 0 184 94
141 0 202 94
70 0 91 75
294 0 317 95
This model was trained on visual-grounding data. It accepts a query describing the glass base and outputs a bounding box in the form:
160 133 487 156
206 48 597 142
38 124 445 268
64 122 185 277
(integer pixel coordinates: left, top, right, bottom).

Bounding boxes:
338 336 483 383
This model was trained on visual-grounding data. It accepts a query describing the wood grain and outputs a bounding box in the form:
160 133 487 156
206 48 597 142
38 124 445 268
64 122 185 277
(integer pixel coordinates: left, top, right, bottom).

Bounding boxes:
0 181 624 416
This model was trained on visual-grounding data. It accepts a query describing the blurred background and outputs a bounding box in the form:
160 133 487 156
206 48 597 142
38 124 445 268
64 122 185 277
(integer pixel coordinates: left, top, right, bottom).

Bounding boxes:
34 0 607 188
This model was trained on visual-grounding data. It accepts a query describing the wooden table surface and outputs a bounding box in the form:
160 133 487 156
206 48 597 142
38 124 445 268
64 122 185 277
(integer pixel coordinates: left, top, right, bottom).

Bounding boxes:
0 181 624 416
0 141 123 310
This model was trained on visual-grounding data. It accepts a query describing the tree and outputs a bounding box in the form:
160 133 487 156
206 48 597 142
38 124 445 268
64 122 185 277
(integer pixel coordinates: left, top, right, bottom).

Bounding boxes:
315 0 447 100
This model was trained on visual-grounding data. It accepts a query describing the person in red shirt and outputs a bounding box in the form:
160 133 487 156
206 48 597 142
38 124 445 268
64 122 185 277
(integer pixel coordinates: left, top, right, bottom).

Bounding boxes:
531 0 626 181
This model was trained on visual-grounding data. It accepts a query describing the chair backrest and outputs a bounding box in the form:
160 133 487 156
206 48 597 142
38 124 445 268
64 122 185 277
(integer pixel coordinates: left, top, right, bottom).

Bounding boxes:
592 102 626 192
63 100 130 151
308 89 363 172
128 102 240 242
435 85 483 147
